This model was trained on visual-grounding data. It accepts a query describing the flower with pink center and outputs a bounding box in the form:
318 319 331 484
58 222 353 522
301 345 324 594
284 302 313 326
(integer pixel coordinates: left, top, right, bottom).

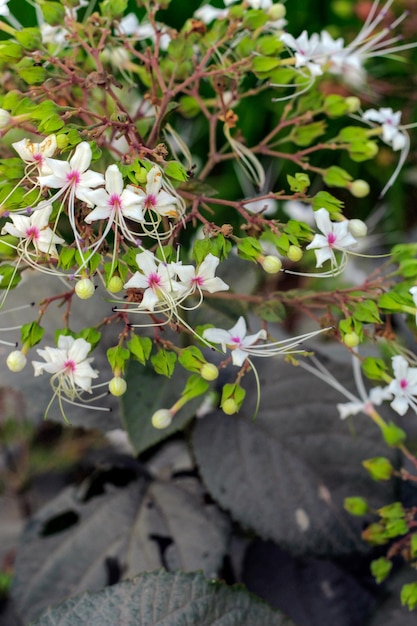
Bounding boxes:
32 335 99 399
124 250 183 312
38 141 104 205
306 208 357 269
127 166 179 218
386 355 417 416
12 135 57 175
83 164 144 243
1 204 64 256
175 253 229 295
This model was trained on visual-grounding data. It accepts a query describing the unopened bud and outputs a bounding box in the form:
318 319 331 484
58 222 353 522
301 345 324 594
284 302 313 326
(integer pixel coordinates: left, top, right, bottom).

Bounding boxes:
348 219 367 238
343 332 360 348
0 108 11 129
151 408 173 429
261 255 282 274
75 278 95 299
109 376 127 396
350 179 370 198
222 398 239 415
345 96 361 113
107 276 124 293
200 362 219 381
268 3 286 20
287 245 303 262
6 350 27 372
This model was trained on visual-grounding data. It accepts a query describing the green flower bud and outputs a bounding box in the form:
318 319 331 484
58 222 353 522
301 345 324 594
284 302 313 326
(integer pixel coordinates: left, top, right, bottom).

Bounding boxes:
287 245 303 262
343 332 360 348
222 398 239 415
6 350 27 372
107 276 124 293
350 179 370 198
348 219 368 238
363 456 394 480
344 496 369 516
75 278 95 299
268 3 286 20
345 96 361 113
151 408 173 429
200 362 219 381
108 376 127 397
261 255 282 274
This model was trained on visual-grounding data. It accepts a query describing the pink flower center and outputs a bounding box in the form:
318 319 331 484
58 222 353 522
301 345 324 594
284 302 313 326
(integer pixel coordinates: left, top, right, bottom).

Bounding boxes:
147 272 161 289
33 153 44 166
144 194 157 210
192 275 204 286
327 232 337 246
400 378 408 390
26 226 39 240
230 336 241 346
64 359 76 373
66 171 81 186
109 194 122 211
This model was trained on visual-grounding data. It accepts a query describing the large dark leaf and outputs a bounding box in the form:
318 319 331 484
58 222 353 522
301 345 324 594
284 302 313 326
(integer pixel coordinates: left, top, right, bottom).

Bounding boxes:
31 570 295 626
12 450 229 623
192 357 398 556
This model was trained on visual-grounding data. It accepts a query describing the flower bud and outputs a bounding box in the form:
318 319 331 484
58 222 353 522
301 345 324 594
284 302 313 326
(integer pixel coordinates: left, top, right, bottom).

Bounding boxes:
350 179 370 198
345 96 361 113
151 408 173 429
108 376 127 396
343 332 360 348
222 398 239 415
344 496 369 516
348 219 368 238
0 108 11 129
6 350 27 372
107 276 124 293
200 362 219 381
260 255 282 274
287 245 303 262
75 278 95 299
268 3 286 20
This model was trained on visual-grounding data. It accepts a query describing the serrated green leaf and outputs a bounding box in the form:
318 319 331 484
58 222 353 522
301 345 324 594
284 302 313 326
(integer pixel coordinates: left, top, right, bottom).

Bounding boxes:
127 334 152 365
151 348 177 378
164 160 188 182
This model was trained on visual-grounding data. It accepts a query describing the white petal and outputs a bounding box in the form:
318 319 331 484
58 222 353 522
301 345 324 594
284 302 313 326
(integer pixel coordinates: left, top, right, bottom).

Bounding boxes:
70 142 92 173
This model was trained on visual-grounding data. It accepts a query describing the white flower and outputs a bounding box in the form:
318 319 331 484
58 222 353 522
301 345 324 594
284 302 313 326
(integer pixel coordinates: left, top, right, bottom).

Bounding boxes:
124 250 183 312
386 355 417 416
203 316 267 366
38 142 104 204
280 31 324 77
175 253 229 294
127 166 179 218
116 13 170 50
83 164 144 243
32 335 98 396
0 0 10 17
0 107 11 129
194 5 228 23
337 386 392 420
12 135 57 174
362 108 407 151
306 208 357 268
40 24 69 46
1 204 64 256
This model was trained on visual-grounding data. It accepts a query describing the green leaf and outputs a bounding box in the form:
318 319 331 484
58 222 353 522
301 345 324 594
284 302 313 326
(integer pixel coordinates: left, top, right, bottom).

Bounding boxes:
323 94 349 118
58 247 76 271
242 8 269 29
344 496 369 516
164 160 188 182
362 457 394 481
323 165 352 188
292 121 326 147
371 557 393 584
379 291 409 313
107 346 130 373
151 349 177 378
352 300 382 324
362 356 388 381
17 65 46 85
77 327 101 350
39 1 66 25
237 236 262 261
181 374 209 401
193 235 232 264
14 28 42 51
99 0 128 17
252 56 281 74
127 335 152 365
0 264 21 289
178 345 206 373
30 570 291 626
287 172 310 193
401 582 417 611
21 322 44 348
312 191 344 214
381 421 406 447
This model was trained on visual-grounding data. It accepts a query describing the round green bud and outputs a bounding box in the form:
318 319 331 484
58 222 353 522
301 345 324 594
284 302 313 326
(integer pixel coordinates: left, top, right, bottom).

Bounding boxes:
261 255 282 274
344 496 369 516
6 350 27 372
345 96 361 113
348 219 368 238
108 376 127 397
107 276 124 293
287 245 303 262
56 134 69 150
75 278 95 300
350 179 370 198
151 409 173 429
200 362 219 381
268 3 286 20
222 398 239 415
0 108 11 129
343 332 360 348
135 167 148 184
